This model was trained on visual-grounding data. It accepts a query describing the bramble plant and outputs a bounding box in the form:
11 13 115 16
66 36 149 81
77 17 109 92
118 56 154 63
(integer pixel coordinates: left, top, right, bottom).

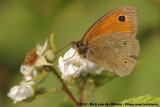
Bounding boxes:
7 32 160 107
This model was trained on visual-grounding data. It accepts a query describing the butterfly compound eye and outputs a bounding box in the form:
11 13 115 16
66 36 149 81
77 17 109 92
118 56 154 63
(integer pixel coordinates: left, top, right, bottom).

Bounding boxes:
118 15 125 22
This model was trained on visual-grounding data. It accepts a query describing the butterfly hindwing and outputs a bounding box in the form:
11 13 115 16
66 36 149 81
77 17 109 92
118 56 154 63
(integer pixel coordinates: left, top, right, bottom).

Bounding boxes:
86 33 140 77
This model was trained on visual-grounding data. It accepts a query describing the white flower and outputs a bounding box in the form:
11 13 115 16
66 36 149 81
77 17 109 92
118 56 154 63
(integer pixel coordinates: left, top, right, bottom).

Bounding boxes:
8 40 55 104
20 65 34 76
7 82 35 104
35 40 53 67
35 55 53 67
59 48 97 80
36 40 55 62
20 40 53 84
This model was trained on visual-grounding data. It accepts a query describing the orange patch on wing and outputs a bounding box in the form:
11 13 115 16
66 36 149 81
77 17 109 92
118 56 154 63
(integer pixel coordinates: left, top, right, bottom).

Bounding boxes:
82 12 134 44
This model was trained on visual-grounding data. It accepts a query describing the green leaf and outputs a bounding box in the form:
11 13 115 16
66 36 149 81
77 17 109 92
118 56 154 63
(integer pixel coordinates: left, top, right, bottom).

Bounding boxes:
114 94 160 107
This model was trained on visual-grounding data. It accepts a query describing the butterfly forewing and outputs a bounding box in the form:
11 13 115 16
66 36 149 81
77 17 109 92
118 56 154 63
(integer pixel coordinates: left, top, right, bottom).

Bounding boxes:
82 6 138 44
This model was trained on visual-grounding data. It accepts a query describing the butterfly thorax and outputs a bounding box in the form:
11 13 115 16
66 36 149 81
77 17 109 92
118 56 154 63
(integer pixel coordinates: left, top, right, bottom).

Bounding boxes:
72 41 88 58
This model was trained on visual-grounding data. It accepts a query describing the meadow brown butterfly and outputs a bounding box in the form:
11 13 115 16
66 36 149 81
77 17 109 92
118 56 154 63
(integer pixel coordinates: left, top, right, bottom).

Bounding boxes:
72 6 140 77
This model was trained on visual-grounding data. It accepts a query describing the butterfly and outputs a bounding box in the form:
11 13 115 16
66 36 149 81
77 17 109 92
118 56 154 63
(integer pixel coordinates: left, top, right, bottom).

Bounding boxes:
72 6 140 77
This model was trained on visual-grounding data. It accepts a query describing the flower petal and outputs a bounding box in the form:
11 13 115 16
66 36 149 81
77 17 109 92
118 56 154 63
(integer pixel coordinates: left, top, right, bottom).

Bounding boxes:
59 56 65 73
63 48 76 60
20 65 33 76
7 83 34 104
58 48 98 80
35 56 53 67
36 40 48 55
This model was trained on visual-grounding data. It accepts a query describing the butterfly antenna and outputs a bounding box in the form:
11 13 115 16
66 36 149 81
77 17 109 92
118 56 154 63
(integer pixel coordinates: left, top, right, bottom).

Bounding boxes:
55 43 72 55
63 49 77 61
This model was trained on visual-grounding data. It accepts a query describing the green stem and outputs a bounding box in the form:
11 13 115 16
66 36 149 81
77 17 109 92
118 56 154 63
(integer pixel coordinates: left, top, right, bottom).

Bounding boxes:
42 88 63 93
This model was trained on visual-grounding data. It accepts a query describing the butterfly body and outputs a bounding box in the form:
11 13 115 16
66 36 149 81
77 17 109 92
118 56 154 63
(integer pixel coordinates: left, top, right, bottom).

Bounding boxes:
72 6 140 77
72 41 88 58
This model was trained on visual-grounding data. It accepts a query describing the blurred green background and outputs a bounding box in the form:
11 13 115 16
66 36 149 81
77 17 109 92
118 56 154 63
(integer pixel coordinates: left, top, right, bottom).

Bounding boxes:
0 0 160 107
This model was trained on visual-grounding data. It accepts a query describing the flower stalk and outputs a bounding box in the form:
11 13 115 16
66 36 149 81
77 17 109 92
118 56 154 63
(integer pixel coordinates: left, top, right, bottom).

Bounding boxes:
48 66 80 107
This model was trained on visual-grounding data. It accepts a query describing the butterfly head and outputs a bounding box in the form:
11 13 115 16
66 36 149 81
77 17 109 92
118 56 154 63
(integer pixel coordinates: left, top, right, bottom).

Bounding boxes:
72 41 88 58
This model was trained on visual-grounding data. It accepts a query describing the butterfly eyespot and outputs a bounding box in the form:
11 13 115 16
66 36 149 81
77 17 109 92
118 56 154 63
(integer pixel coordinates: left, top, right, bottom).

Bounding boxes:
124 61 127 63
118 15 125 22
